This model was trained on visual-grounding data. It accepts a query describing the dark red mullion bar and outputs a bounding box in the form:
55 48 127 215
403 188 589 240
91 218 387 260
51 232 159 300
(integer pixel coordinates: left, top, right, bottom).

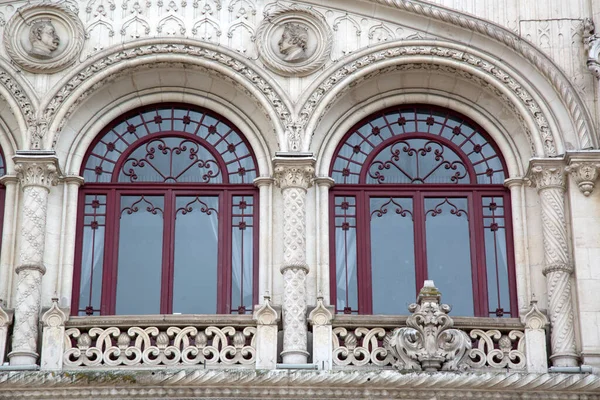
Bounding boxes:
413 191 427 296
71 190 88 315
104 189 120 315
161 190 175 314
218 191 231 314
504 192 518 316
470 192 488 317
358 191 372 314
329 193 338 310
252 192 259 309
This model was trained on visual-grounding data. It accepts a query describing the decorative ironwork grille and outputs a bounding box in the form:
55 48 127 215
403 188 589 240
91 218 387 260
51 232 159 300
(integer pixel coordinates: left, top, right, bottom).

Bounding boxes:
330 105 516 317
74 104 258 317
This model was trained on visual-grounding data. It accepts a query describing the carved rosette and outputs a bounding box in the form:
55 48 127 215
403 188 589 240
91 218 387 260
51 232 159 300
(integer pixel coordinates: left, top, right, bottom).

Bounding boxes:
566 162 600 196
527 163 578 367
9 156 60 366
273 157 315 364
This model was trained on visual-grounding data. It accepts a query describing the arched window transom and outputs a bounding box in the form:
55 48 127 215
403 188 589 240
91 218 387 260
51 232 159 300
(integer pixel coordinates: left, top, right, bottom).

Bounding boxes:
330 106 516 318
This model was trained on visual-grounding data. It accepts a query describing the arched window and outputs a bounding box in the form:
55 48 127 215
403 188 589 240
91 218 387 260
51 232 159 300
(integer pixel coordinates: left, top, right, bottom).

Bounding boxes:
330 105 516 317
73 104 258 316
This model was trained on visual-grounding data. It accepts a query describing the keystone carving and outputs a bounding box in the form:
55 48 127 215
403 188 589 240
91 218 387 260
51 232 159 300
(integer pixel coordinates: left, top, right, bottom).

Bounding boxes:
386 281 471 372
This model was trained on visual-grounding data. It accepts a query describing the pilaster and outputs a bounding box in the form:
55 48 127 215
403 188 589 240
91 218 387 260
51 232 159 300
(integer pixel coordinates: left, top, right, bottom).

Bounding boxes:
308 295 334 370
526 159 579 367
40 298 68 371
273 154 315 364
253 293 280 370
521 298 549 373
9 151 60 366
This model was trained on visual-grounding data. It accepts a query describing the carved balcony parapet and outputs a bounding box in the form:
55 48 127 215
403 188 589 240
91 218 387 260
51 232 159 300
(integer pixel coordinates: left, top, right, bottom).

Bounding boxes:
63 315 257 368
331 289 526 371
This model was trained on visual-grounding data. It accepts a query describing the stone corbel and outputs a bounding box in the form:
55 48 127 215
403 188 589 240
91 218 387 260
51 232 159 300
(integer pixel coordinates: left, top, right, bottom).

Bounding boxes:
40 298 69 371
308 294 334 370
584 18 600 79
565 152 600 196
253 293 280 370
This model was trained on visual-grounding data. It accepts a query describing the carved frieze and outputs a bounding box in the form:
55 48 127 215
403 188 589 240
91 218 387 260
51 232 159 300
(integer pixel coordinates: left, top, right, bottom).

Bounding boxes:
256 5 332 77
3 2 84 74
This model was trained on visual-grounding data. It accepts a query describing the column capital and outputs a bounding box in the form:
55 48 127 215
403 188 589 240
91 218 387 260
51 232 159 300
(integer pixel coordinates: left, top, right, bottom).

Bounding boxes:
565 151 600 196
273 154 316 190
314 177 335 188
13 151 61 190
526 159 566 191
253 177 275 188
504 177 526 189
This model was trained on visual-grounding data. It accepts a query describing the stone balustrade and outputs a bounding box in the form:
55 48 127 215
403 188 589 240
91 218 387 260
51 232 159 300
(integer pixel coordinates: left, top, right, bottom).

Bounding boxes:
61 315 259 369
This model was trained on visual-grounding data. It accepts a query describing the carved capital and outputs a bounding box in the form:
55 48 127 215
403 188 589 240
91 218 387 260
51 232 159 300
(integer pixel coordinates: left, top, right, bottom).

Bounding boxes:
253 293 279 326
273 157 315 190
565 162 600 196
308 295 333 327
0 304 12 328
526 162 566 192
520 298 548 330
14 152 61 190
41 298 68 328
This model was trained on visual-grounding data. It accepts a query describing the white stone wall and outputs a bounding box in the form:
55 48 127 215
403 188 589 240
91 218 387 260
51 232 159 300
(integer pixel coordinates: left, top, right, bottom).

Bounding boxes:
0 0 598 371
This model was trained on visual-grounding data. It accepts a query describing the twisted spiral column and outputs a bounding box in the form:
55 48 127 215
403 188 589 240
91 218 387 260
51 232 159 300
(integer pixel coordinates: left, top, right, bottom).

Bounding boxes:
9 154 59 366
274 157 315 364
528 163 578 367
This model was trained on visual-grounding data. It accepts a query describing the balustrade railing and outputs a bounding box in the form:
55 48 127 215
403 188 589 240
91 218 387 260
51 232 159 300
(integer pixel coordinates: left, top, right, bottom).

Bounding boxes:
62 315 257 368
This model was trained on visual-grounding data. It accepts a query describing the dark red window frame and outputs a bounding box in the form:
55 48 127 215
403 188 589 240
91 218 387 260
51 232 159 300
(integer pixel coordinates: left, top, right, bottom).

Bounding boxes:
329 105 518 317
72 104 259 316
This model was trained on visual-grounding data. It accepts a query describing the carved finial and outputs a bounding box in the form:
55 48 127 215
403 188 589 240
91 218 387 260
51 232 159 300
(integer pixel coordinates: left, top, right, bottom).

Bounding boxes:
308 293 333 327
253 292 279 325
521 296 549 330
41 297 68 328
387 281 471 372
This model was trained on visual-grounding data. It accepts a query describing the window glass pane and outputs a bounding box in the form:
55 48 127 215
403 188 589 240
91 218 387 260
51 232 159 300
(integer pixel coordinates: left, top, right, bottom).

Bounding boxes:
425 197 474 316
231 196 254 313
79 195 106 316
116 195 164 315
483 196 511 317
335 196 358 313
370 197 415 314
173 196 219 314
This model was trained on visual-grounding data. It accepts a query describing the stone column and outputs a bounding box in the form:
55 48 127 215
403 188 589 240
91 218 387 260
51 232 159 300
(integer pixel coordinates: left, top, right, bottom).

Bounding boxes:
8 153 59 366
273 155 315 364
528 161 579 367
254 177 275 301
315 177 334 303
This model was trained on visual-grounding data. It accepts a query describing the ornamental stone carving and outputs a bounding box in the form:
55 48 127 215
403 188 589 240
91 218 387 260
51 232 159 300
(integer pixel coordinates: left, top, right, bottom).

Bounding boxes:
565 152 600 196
257 6 332 77
527 161 579 367
273 156 315 364
4 2 85 73
387 281 471 372
9 153 60 366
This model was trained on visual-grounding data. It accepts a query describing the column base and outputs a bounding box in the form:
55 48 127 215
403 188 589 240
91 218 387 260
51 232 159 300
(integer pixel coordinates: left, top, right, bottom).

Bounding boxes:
550 352 580 367
8 350 38 366
281 349 310 364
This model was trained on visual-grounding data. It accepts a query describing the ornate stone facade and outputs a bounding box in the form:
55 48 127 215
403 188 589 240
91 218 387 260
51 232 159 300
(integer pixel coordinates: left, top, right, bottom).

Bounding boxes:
0 0 598 398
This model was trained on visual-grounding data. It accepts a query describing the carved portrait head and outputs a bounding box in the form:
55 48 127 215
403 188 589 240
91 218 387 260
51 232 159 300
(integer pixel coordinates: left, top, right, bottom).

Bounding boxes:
28 19 60 59
277 22 309 63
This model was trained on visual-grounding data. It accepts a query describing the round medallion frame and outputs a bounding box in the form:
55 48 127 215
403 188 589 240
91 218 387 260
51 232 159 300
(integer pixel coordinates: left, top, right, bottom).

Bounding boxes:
4 2 84 74
257 6 332 77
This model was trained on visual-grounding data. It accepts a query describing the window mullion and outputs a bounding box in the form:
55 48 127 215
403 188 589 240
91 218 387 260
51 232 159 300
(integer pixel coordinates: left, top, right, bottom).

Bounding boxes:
161 189 175 314
413 191 427 297
469 192 488 317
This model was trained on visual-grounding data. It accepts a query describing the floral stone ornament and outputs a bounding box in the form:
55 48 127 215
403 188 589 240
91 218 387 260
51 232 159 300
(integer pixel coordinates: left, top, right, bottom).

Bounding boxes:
386 280 471 371
256 5 332 77
4 2 85 74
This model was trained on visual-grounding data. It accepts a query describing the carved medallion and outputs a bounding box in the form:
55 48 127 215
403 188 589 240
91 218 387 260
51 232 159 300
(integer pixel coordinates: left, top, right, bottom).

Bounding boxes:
257 6 332 77
4 2 84 74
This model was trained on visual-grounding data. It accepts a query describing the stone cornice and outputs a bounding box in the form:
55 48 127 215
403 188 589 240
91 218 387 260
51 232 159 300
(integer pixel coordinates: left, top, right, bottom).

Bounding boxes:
1 370 600 398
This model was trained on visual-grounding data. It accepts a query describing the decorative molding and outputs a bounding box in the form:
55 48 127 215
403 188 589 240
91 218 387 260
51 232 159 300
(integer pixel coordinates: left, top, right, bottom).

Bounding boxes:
387 281 471 371
2 369 600 399
41 40 292 150
256 5 332 77
299 43 556 156
365 0 594 151
4 1 85 74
